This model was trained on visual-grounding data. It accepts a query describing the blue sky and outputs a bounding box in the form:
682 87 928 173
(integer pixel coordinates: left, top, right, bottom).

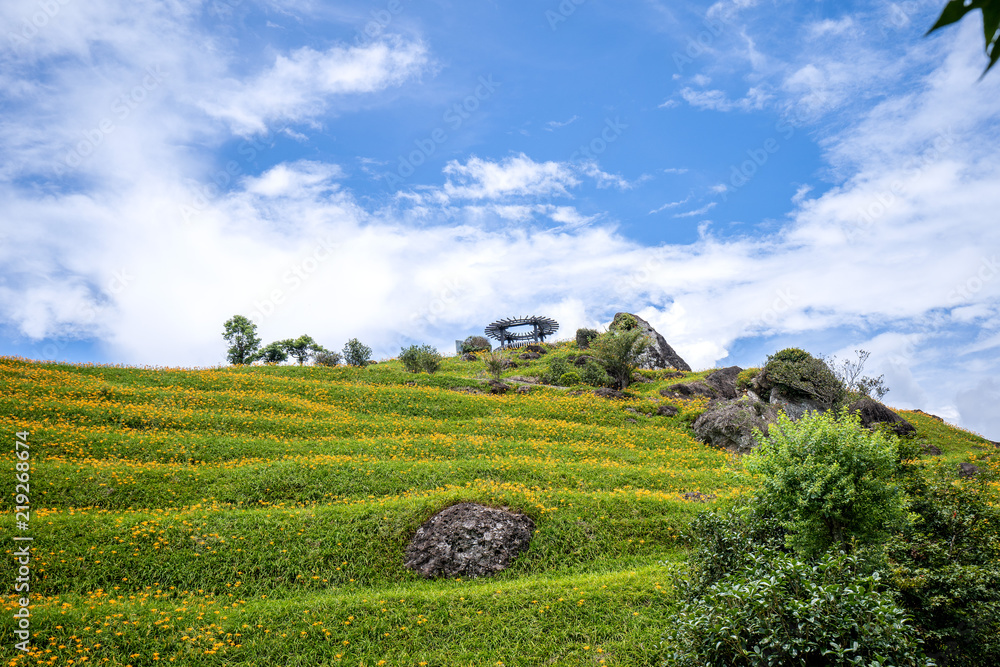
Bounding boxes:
1 0 999 438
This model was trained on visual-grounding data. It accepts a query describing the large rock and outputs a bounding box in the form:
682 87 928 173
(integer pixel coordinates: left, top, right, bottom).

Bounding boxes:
705 366 742 400
660 381 717 398
693 396 779 454
615 312 691 372
768 387 830 421
848 397 917 437
404 503 535 579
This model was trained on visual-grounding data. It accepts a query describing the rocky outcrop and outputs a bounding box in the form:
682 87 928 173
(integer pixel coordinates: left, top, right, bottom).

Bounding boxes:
660 381 717 399
615 312 691 372
593 387 628 399
404 503 535 579
656 403 679 417
693 396 779 454
848 397 917 437
704 366 742 400
767 387 831 421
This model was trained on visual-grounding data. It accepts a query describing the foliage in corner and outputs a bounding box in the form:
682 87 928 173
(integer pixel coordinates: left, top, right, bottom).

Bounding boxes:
885 460 1000 666
928 0 1000 76
663 549 931 667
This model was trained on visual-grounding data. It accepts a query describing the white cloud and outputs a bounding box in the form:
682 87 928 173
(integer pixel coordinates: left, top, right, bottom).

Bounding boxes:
673 202 717 218
545 115 579 131
680 86 769 112
199 39 429 135
441 153 580 200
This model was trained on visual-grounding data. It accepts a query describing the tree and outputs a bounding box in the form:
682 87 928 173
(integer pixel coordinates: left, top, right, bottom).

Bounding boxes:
590 328 650 390
744 409 907 556
399 344 442 373
824 349 890 400
281 335 326 365
222 315 261 365
343 338 373 367
257 341 288 364
929 0 1000 76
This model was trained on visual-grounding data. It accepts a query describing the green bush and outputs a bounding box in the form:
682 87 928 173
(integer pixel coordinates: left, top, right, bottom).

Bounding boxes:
542 357 572 385
664 549 931 667
461 336 492 353
342 338 373 367
482 350 506 381
744 410 907 556
610 313 639 332
558 371 581 386
313 350 341 367
575 328 599 348
579 360 611 387
884 462 1000 666
735 367 760 392
759 347 846 407
399 344 442 374
590 328 650 389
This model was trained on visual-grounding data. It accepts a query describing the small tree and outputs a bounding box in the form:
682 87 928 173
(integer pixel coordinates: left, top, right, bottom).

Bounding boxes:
222 315 261 365
257 341 288 364
825 349 889 400
482 349 506 381
282 335 324 366
343 338 373 367
575 328 599 348
313 350 342 367
590 328 650 390
462 335 492 353
744 410 907 556
399 344 442 374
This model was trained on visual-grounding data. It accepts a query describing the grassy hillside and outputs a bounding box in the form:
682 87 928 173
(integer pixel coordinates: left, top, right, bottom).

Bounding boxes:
1 348 992 666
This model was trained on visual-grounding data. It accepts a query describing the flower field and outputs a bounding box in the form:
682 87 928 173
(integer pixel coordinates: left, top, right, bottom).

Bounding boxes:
1 352 992 666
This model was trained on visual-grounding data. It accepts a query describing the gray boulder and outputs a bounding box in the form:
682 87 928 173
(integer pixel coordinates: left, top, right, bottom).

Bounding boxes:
615 312 691 371
768 387 830 421
705 366 743 400
404 503 534 579
693 396 779 454
848 397 916 437
660 381 717 398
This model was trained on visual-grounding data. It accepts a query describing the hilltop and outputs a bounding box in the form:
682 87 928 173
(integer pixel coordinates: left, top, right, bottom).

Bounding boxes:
0 344 994 666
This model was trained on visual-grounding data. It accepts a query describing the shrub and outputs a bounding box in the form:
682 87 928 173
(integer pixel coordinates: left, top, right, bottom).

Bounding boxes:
257 341 288 364
342 338 373 367
735 367 760 392
744 410 907 556
579 360 611 387
558 371 581 386
313 350 341 367
884 461 1000 666
542 357 571 385
685 500 788 593
282 335 326 365
825 349 890 400
590 328 650 389
610 312 638 332
399 344 442 374
663 549 930 667
462 335 491 353
482 350 506 381
759 347 846 407
575 328 599 348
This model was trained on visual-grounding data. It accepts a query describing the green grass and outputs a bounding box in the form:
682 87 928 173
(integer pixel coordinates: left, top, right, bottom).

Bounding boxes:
1 344 992 666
